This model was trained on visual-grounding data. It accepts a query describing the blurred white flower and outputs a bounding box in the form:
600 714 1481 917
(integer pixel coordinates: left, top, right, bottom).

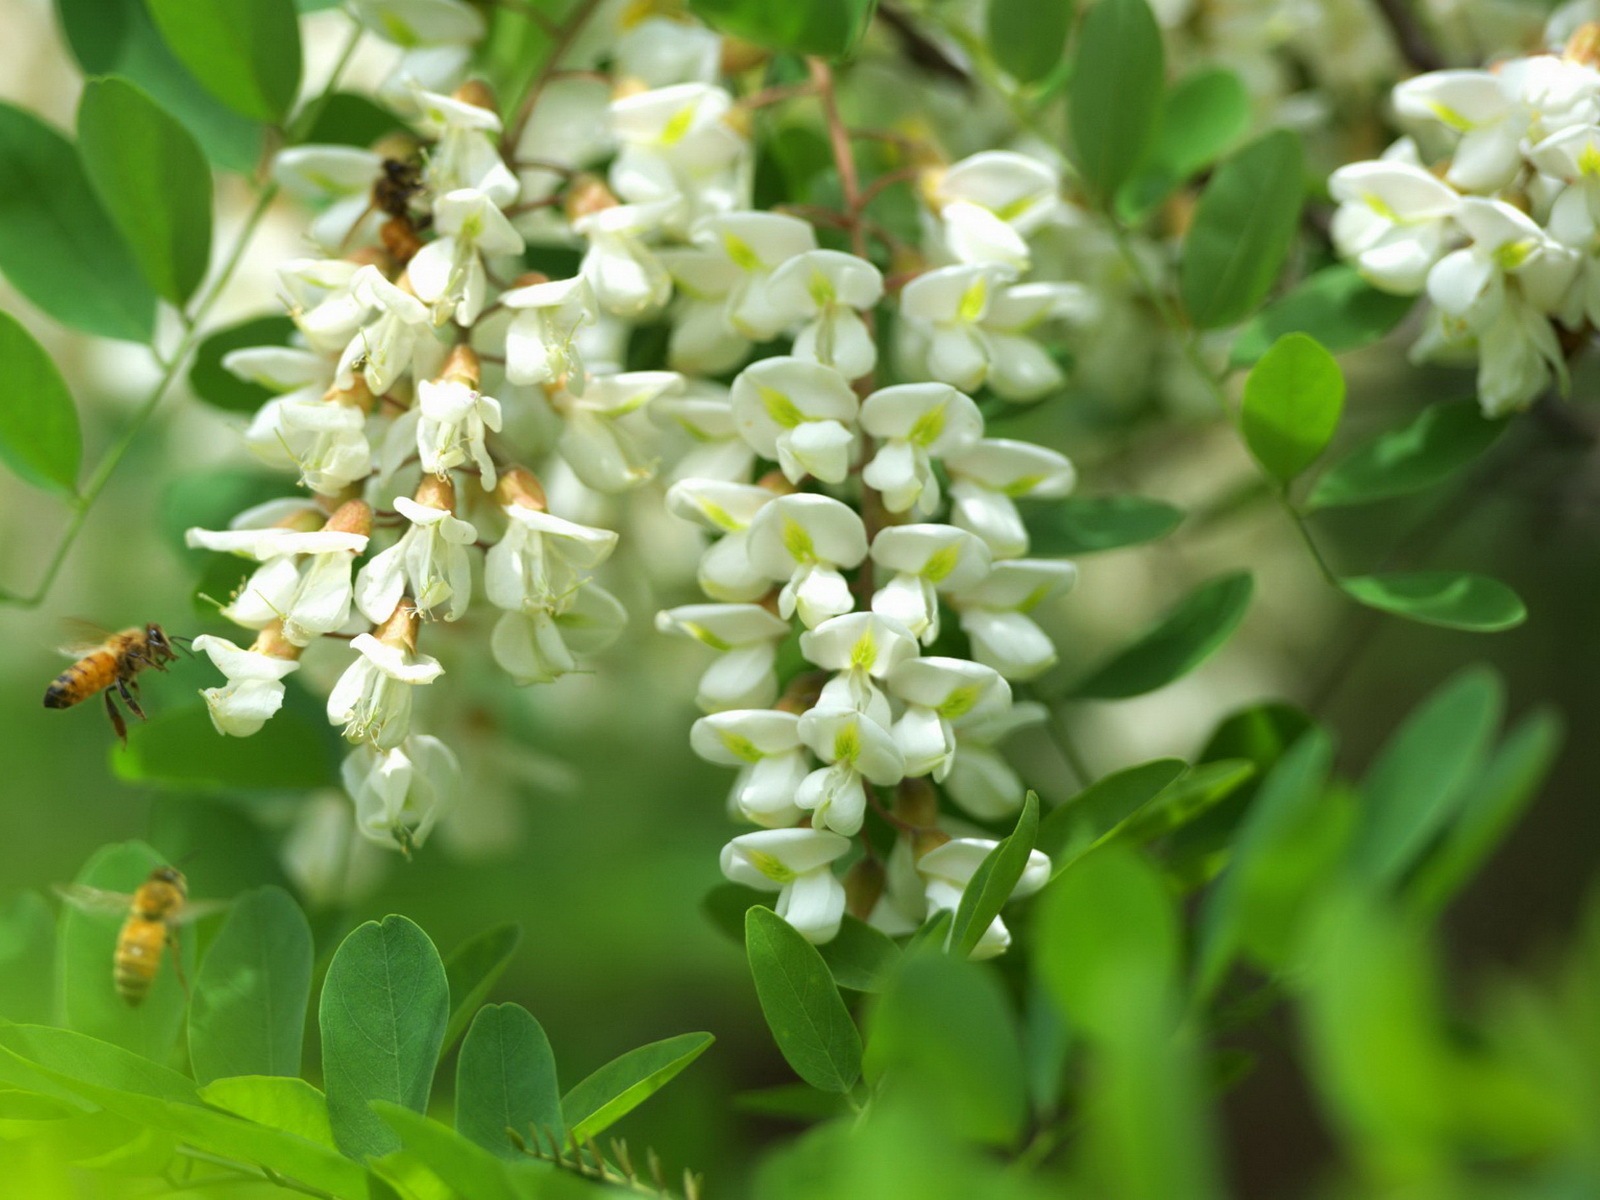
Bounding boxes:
342 733 460 853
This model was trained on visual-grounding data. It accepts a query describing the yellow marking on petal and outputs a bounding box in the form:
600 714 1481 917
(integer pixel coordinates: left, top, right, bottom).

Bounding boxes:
849 630 877 671
660 105 696 146
1002 473 1047 497
1581 144 1600 177
922 544 960 583
993 196 1034 223
808 269 836 307
1016 583 1054 613
908 402 947 446
698 499 742 532
723 232 762 272
1492 239 1535 271
936 684 983 720
832 722 862 764
1363 192 1403 223
746 849 797 883
719 730 766 763
780 516 816 562
759 385 806 429
683 622 735 651
1425 100 1473 132
958 276 989 323
379 13 420 47
673 416 718 444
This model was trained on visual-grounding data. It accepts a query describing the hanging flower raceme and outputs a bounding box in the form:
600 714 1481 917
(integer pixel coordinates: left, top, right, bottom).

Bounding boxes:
730 356 860 485
327 602 445 749
357 475 477 623
744 493 869 628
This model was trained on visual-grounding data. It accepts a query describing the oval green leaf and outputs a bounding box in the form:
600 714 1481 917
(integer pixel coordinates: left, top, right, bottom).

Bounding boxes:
989 0 1073 85
1307 399 1505 510
1022 494 1183 555
1231 264 1417 366
1339 572 1527 632
688 0 877 59
188 887 313 1085
77 77 213 307
0 311 80 494
1072 572 1253 699
443 924 522 1052
1119 67 1250 220
200 1075 335 1147
1241 332 1345 483
1038 758 1187 862
146 0 303 123
817 915 900 993
1070 0 1162 202
1181 129 1305 330
455 1004 561 1159
745 907 860 1093
951 791 1039 957
189 315 299 413
319 915 450 1160
561 1031 714 1145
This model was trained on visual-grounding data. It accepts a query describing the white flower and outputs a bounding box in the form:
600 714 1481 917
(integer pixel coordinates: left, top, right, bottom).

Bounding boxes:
555 370 680 492
500 275 596 389
352 0 484 47
273 146 383 251
730 356 859 485
574 199 677 317
869 524 992 643
1529 123 1600 326
415 89 518 206
341 734 460 853
327 632 445 748
795 706 906 836
898 263 1017 393
1329 158 1460 295
745 494 869 628
190 634 299 737
244 396 374 497
765 250 884 379
945 439 1077 558
928 151 1063 270
657 248 751 375
609 83 749 226
918 837 1050 959
485 506 618 613
860 383 984 514
797 611 920 726
655 603 790 711
615 16 723 88
415 377 503 488
886 656 1010 779
279 259 370 354
490 587 627 684
691 709 809 826
949 559 1078 680
652 382 757 481
408 188 525 325
944 699 1046 820
186 526 368 646
338 266 442 394
356 495 477 623
692 212 817 339
979 282 1092 401
720 828 852 944
664 478 778 601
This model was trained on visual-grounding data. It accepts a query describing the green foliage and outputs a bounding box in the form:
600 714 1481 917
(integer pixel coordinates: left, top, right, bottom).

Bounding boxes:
1021 494 1183 555
1232 265 1417 365
1070 0 1164 203
1038 759 1187 861
561 1032 715 1144
1241 333 1345 483
951 791 1039 957
1307 399 1505 510
1071 572 1253 698
0 103 156 342
455 1003 562 1159
146 0 303 123
443 924 524 1050
0 311 80 495
319 915 450 1159
76 77 213 307
113 697 341 791
988 0 1073 85
817 915 901 992
1339 572 1527 632
190 315 299 412
689 0 877 59
199 1075 335 1146
0 891 55 1025
746 907 861 1093
1119 68 1250 220
1181 130 1305 329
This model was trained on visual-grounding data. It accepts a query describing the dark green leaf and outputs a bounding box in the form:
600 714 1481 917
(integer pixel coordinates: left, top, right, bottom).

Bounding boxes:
0 311 80 494
1181 130 1304 329
199 1075 335 1147
561 1032 714 1144
1340 572 1527 632
689 0 877 59
1072 572 1253 699
0 891 55 1025
1350 666 1503 885
302 93 408 148
1232 264 1417 366
989 0 1073 84
1070 0 1164 203
1114 758 1257 844
189 315 298 413
319 915 450 1160
77 77 213 306
443 924 522 1051
455 1004 561 1159
1021 494 1183 555
188 887 313 1084
817 915 900 992
146 0 302 123
951 792 1039 957
0 103 155 341
160 468 292 552
745 907 860 1093
1307 399 1505 510
734 1082 852 1121
1119 68 1250 220
1241 333 1345 482
112 696 340 791
1038 759 1187 861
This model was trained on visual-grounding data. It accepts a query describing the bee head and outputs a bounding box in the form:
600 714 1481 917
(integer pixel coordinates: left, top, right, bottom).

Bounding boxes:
145 624 181 660
151 866 187 893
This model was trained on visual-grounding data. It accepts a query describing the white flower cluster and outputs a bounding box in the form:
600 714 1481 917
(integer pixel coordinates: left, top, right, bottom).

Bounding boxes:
1330 23 1600 415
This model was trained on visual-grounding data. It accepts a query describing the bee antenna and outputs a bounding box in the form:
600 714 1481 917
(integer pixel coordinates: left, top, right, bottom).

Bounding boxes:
167 634 196 657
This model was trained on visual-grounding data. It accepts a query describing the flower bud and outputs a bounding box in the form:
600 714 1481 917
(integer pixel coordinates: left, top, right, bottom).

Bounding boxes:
373 597 420 654
438 344 481 389
414 473 457 513
1566 23 1600 66
775 670 828 714
451 79 498 114
324 377 376 412
323 499 374 538
275 506 327 532
509 271 550 289
719 36 768 74
564 174 618 223
249 621 304 662
495 466 547 511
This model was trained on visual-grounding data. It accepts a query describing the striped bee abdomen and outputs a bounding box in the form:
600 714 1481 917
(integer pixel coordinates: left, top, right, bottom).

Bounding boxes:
112 918 165 1007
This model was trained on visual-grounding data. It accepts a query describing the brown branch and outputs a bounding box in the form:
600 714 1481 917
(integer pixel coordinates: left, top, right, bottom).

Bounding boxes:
1372 0 1446 72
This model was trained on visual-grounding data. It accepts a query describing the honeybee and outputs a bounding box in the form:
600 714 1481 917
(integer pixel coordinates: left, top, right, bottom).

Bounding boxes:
55 867 225 1006
373 157 430 266
43 622 182 743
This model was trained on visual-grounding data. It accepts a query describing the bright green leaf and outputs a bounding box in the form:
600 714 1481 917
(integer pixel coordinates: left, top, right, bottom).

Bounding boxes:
561 1032 714 1145
372 1103 523 1200
745 907 861 1093
1038 759 1187 862
688 0 877 59
1307 399 1505 510
443 924 522 1052
455 1004 561 1159
1070 0 1164 203
989 0 1073 84
951 792 1040 958
188 887 313 1084
1021 494 1183 555
199 1076 335 1148
817 915 900 993
0 891 55 1025
0 311 80 494
1072 572 1253 699
1119 68 1250 219
320 915 450 1160
1241 333 1345 482
77 77 213 306
1232 264 1417 366
1181 129 1304 329
1340 572 1527 632
189 315 298 413
146 0 302 123
113 697 340 791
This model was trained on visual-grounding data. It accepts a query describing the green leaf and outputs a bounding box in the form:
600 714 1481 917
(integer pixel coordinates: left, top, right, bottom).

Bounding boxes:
1114 758 1258 845
1038 759 1187 862
1181 129 1304 330
0 891 55 1025
187 887 313 1084
817 915 900 993
863 954 1027 1146
320 915 450 1160
372 1103 523 1200
189 315 298 413
688 0 877 59
56 842 193 1063
1350 666 1504 885
1021 494 1183 555
112 697 340 791
303 93 408 148
988 0 1073 84
146 0 302 123
55 0 265 172
443 924 522 1051
77 77 213 307
455 1004 561 1159
734 1082 852 1121
561 1032 714 1145
744 907 861 1093
951 792 1040 957
0 1024 197 1104
1232 264 1417 366
199 1075 335 1148
1307 399 1505 510
1118 68 1250 220
1241 333 1345 483
1339 572 1527 632
1070 0 1163 203
0 103 155 342
1072 572 1253 699
0 311 80 494
1407 709 1563 916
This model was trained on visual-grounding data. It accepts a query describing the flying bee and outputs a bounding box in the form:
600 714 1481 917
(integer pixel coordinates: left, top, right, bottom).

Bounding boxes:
43 621 183 743
372 157 431 267
55 867 225 1006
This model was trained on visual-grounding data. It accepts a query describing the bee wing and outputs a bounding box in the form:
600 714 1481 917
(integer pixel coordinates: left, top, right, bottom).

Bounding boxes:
168 899 232 927
57 618 115 656
53 883 134 916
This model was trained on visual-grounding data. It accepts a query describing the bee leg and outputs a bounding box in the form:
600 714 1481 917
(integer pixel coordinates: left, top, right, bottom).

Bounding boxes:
103 691 128 745
166 929 192 1003
117 678 147 721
